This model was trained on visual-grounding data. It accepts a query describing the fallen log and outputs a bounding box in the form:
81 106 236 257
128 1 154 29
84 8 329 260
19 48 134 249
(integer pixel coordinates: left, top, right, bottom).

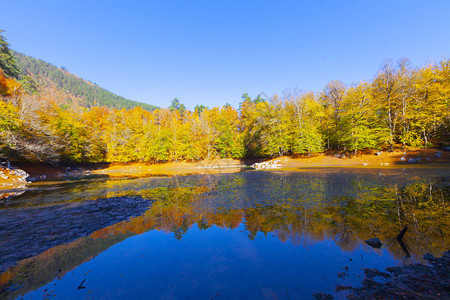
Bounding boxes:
396 226 408 240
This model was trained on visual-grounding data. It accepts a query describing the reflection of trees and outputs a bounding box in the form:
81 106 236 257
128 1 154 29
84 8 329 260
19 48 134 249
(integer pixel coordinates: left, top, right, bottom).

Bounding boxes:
111 171 447 261
0 170 448 298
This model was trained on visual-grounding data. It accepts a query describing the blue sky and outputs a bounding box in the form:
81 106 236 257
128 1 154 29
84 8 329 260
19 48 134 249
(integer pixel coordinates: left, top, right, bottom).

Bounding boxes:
2 0 449 109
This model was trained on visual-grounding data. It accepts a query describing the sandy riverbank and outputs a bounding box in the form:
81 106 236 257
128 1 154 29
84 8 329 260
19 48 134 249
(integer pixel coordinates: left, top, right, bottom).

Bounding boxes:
92 149 450 177
1 149 448 189
274 149 450 169
91 158 244 177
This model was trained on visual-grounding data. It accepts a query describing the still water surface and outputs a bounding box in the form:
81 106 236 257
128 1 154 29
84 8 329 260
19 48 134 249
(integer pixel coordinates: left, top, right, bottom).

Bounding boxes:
0 168 448 299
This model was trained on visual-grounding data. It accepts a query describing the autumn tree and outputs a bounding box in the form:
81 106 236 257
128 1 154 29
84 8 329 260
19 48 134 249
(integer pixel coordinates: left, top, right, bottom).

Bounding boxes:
371 60 402 150
204 106 245 158
408 60 450 146
339 83 388 153
321 80 346 150
289 92 324 154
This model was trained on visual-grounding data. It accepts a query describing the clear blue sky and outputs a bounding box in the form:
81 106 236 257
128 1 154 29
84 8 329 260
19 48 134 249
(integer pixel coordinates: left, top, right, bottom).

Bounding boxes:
2 0 449 109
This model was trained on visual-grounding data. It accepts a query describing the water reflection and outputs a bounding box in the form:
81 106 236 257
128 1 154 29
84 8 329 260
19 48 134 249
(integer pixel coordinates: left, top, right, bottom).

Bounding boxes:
0 168 448 299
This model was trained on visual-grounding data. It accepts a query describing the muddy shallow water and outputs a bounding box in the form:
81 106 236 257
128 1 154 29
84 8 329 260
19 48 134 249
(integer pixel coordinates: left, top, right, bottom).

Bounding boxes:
0 168 448 299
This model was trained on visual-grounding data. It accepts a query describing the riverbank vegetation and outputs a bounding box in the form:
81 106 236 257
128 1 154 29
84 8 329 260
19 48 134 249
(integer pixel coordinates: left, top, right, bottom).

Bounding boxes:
1 32 449 164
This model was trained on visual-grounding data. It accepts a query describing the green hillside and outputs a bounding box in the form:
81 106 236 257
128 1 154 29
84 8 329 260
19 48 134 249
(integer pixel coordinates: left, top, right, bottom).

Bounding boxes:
13 52 158 111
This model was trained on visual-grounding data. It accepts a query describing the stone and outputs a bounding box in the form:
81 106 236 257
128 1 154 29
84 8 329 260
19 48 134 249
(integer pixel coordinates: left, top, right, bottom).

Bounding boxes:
408 158 416 163
253 160 282 170
400 157 406 161
14 169 29 179
313 292 333 300
434 152 442 158
423 253 435 262
365 237 383 248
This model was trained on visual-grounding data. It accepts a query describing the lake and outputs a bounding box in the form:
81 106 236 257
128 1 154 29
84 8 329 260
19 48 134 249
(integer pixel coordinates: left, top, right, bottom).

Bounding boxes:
0 168 449 299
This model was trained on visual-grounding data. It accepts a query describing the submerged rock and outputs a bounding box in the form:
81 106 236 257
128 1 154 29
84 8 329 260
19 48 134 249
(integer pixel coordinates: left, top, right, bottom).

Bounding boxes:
313 292 333 299
349 251 450 299
423 253 436 262
0 196 152 272
364 268 391 278
365 237 383 248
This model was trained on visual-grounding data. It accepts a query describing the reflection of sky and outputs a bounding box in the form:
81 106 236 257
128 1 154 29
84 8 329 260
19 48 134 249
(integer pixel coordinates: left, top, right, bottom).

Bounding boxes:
24 224 398 299
4 168 448 299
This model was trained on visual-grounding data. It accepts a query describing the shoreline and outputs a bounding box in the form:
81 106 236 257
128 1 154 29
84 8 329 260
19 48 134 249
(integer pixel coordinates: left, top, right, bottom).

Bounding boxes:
1 149 449 190
91 149 450 177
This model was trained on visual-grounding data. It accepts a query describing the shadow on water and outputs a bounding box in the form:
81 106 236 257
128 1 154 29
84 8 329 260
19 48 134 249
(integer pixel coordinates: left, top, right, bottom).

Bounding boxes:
0 168 448 299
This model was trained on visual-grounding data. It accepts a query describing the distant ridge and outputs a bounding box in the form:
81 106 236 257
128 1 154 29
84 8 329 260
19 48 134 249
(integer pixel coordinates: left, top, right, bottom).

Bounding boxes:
13 52 158 111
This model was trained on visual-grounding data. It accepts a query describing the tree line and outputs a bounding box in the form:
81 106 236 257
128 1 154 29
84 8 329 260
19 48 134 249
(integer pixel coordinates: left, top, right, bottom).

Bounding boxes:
1 31 449 163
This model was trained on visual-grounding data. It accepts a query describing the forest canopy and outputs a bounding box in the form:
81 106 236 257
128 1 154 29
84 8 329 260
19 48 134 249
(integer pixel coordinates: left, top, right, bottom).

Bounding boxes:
0 31 449 164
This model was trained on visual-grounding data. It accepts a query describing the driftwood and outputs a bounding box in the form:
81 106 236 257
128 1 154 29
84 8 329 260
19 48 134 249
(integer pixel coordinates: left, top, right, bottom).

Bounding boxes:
397 238 411 257
396 226 408 240
396 226 410 257
77 278 86 289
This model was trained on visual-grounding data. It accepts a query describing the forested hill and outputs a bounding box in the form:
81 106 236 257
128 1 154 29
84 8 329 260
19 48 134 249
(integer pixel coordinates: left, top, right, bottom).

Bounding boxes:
13 52 158 111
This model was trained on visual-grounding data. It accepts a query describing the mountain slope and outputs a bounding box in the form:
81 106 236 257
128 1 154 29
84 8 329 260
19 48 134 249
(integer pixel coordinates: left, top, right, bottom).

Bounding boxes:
13 52 158 111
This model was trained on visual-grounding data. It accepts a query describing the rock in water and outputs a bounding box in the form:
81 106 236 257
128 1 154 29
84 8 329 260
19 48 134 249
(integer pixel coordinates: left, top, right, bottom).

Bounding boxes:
313 292 333 299
252 160 282 170
365 237 383 248
0 166 30 187
423 253 436 262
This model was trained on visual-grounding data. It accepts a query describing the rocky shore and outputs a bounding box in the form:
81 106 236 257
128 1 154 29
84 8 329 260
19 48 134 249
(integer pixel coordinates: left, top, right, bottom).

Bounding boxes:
0 166 29 189
313 251 450 299
348 251 450 299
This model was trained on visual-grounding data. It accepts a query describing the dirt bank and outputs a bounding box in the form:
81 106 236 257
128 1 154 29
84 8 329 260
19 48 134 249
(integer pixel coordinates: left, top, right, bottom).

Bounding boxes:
1 149 448 189
272 149 450 169
91 159 244 177
91 149 449 177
